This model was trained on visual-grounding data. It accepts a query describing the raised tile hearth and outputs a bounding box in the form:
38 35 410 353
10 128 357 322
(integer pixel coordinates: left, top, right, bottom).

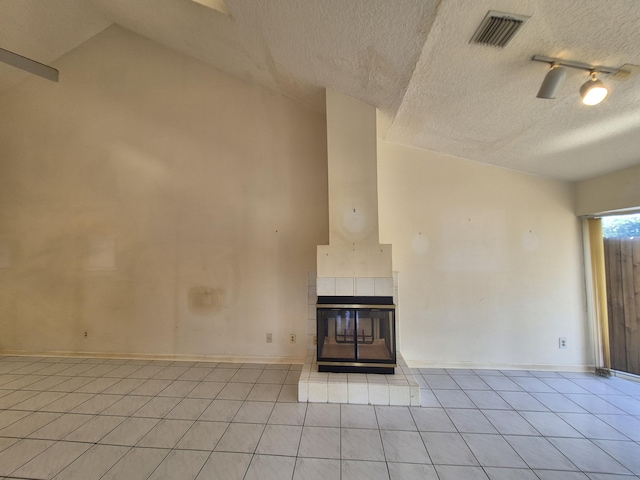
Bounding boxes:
298 350 420 405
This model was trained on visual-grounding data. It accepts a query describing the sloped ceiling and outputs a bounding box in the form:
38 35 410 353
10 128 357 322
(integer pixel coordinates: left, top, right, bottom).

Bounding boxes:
0 0 111 91
2 0 640 181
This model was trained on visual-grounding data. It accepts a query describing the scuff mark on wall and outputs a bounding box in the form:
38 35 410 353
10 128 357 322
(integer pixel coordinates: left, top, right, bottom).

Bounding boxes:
188 286 224 314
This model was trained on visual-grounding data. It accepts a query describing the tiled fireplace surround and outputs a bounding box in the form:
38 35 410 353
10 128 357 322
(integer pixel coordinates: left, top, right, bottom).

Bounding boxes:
300 272 421 406
300 92 420 405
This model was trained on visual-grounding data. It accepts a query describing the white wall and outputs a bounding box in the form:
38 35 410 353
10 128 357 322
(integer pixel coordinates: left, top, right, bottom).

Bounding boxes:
576 164 640 216
316 90 392 288
378 141 591 369
0 24 599 369
325 90 380 247
0 26 328 361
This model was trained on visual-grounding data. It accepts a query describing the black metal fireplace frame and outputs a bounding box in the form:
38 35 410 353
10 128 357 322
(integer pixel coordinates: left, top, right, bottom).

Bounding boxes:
316 296 396 374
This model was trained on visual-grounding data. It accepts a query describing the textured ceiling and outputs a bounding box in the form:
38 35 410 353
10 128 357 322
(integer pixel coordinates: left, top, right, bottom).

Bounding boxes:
387 0 640 181
2 0 640 181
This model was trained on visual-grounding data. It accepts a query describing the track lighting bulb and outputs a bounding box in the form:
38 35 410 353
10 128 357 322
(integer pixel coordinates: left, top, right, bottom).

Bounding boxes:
580 72 609 105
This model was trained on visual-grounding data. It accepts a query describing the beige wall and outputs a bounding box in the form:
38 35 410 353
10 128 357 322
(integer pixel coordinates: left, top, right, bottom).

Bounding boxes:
576 164 640 216
0 26 328 361
378 141 591 369
0 25 599 369
325 90 380 247
316 90 392 283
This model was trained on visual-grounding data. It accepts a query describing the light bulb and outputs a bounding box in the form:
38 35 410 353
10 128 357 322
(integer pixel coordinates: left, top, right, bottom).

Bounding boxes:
580 74 609 105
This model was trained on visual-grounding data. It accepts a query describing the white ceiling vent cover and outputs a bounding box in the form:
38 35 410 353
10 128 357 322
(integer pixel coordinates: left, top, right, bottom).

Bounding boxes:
470 11 530 48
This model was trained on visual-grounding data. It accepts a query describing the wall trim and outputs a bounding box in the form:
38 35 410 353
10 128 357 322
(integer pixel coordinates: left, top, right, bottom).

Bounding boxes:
405 360 594 372
0 350 305 365
0 350 596 372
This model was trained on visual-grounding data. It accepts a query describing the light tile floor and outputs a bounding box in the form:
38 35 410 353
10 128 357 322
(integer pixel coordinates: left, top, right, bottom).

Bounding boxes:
0 356 639 479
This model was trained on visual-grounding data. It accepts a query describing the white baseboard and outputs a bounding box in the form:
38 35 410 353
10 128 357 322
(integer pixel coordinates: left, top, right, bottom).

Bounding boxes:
404 359 594 372
0 350 305 365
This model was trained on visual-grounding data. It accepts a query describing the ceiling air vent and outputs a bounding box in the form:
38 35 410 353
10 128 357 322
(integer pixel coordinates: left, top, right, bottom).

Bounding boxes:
470 11 530 48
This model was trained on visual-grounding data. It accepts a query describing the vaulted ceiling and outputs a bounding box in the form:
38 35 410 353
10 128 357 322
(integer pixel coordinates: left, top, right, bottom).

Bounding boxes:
2 0 640 181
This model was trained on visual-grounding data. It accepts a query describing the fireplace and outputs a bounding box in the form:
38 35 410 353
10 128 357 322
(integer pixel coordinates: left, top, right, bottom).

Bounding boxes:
316 296 396 374
315 92 397 375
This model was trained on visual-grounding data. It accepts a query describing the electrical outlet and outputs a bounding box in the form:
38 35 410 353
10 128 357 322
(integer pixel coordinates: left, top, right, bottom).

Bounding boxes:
84 330 88 338
559 337 567 349
266 333 272 343
289 334 296 343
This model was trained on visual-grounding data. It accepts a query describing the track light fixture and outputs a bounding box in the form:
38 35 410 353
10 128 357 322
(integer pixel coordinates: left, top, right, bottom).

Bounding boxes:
580 71 608 105
537 64 567 99
532 55 621 106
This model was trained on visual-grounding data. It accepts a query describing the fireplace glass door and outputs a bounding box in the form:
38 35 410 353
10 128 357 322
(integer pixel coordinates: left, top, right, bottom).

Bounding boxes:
317 305 396 373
